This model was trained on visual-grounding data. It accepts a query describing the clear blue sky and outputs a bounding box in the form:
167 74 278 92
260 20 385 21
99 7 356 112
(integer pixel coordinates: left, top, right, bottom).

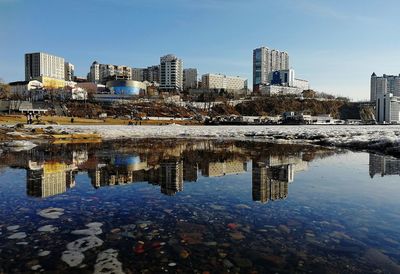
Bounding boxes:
1 0 399 100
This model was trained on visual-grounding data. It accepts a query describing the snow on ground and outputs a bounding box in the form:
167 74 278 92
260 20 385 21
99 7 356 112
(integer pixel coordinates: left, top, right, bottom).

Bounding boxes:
31 124 400 153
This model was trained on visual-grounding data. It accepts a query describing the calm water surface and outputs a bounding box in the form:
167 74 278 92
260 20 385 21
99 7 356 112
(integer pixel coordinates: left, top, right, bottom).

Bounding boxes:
0 139 399 273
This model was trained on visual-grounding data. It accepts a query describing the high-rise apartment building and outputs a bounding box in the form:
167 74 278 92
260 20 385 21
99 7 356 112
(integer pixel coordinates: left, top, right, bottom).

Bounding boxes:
253 47 289 89
64 62 75 81
371 73 400 102
25 52 66 81
89 61 132 84
160 54 183 92
183 68 198 90
376 93 400 124
201 73 247 91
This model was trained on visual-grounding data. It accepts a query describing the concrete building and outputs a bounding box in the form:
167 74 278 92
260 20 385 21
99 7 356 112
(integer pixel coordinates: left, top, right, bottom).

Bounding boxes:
371 73 400 102
143 65 160 83
25 52 66 81
9 80 43 98
183 68 198 90
376 93 400 124
253 47 289 89
269 69 310 90
258 85 303 96
132 68 145 81
160 54 183 92
89 61 132 84
64 62 75 81
201 73 247 91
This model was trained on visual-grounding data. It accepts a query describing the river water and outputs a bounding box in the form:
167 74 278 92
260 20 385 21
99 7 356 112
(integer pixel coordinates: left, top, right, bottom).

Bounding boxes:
0 139 399 273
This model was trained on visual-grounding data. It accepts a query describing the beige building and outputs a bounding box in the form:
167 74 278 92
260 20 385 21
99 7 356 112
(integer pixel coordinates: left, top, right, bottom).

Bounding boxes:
64 62 75 81
201 73 247 91
89 61 132 84
25 52 66 81
183 68 198 90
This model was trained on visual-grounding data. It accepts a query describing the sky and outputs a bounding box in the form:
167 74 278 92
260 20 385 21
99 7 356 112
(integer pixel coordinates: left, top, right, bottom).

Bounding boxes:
0 0 399 100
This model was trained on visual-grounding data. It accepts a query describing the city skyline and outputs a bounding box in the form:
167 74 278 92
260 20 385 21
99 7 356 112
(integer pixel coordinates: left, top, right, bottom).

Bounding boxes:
1 0 400 100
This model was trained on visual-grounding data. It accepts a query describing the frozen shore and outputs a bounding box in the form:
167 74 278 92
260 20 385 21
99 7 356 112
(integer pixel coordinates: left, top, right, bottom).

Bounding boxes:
27 124 400 156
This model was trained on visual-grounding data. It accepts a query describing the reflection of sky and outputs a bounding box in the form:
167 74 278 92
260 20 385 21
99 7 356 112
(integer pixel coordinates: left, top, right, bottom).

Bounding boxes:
113 155 141 167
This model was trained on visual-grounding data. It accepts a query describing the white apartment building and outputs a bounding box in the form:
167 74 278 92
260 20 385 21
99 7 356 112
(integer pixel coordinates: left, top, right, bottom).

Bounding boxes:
253 47 289 89
89 61 132 84
376 93 400 124
25 52 66 81
64 62 75 81
183 68 198 90
371 73 400 102
160 54 183 91
201 73 247 91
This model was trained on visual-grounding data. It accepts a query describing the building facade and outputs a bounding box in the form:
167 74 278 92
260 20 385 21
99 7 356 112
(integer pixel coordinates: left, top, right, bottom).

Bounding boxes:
269 69 309 90
131 68 145 81
64 62 75 81
25 52 66 81
371 73 400 102
89 61 132 84
253 47 289 89
376 93 400 124
201 73 247 91
143 65 160 83
183 68 198 90
160 54 183 92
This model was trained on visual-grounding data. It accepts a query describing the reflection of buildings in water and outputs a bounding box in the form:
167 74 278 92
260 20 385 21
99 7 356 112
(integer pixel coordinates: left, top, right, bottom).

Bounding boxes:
27 161 77 198
160 160 184 196
252 155 308 203
369 154 400 178
201 160 248 177
90 155 148 188
183 162 198 182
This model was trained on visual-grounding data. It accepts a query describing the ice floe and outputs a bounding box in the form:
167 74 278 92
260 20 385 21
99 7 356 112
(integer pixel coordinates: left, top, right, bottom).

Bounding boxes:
61 250 85 267
32 125 400 155
94 249 124 274
71 222 103 236
62 222 104 267
3 140 37 151
6 225 20 231
37 225 57 232
8 232 27 239
37 208 64 219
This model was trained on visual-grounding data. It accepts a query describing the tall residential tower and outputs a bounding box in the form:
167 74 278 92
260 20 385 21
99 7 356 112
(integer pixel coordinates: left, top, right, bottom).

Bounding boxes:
25 52 66 81
253 47 289 90
160 54 183 92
